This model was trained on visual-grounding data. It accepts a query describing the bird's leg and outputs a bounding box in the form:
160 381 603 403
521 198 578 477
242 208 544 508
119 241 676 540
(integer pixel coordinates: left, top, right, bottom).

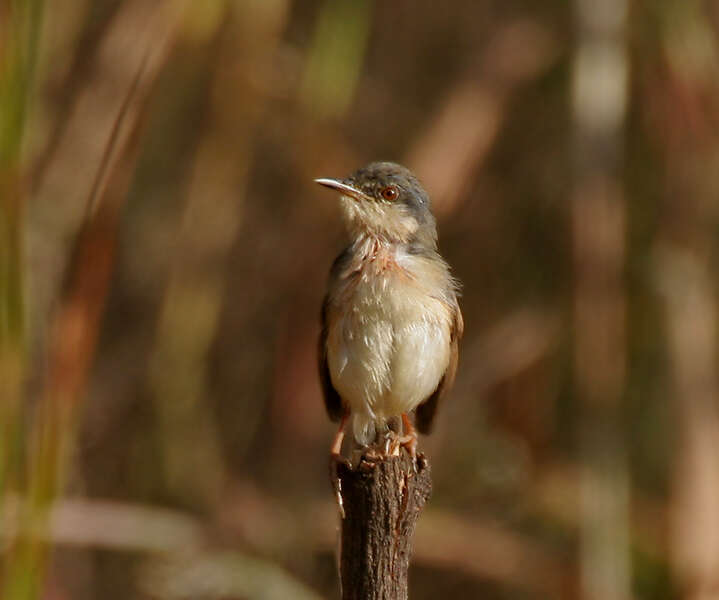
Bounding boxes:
329 413 350 519
400 413 418 462
330 413 347 457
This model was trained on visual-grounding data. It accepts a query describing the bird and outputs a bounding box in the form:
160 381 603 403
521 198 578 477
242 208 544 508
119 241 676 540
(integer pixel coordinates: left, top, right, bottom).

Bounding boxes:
315 162 463 467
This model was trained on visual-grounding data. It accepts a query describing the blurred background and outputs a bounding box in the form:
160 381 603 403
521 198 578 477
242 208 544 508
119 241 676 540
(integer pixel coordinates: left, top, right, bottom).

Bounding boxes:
3 0 719 598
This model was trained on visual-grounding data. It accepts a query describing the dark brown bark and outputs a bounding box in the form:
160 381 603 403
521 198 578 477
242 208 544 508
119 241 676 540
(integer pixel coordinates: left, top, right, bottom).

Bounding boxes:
337 452 432 600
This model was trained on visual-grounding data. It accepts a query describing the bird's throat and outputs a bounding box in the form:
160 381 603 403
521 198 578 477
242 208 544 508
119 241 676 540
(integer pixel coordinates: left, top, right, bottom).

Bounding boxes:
341 196 418 243
346 235 407 278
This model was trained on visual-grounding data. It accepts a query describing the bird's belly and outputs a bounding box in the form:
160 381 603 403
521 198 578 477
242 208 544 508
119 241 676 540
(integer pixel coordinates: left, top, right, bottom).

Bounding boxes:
326 271 451 423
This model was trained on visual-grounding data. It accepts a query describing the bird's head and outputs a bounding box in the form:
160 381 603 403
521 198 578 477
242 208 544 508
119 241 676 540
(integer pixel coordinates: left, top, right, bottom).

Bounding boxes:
316 162 437 247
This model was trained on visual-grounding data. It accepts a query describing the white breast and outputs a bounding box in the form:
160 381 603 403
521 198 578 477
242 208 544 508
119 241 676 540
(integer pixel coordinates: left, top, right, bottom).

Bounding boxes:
326 245 452 444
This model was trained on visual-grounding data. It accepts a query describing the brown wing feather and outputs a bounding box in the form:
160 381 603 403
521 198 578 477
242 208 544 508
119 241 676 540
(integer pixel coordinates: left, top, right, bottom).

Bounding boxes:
415 301 463 434
318 296 344 422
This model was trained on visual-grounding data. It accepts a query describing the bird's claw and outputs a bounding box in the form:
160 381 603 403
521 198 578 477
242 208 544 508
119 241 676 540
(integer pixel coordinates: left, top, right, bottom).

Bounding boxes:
381 431 401 457
399 433 419 472
329 454 350 519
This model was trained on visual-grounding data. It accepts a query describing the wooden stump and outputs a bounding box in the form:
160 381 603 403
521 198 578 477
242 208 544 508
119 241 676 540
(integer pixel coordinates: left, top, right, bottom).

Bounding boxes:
336 451 432 600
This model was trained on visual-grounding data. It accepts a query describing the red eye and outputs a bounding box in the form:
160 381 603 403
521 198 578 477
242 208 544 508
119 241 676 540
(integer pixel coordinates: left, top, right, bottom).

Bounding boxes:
380 186 399 201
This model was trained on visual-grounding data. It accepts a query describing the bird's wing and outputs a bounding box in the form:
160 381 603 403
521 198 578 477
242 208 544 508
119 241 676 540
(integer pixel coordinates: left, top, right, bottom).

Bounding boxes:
318 295 344 422
415 300 463 434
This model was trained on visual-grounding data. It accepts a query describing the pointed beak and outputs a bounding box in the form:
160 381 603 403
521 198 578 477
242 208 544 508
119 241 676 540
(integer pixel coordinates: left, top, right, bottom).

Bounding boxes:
314 178 366 201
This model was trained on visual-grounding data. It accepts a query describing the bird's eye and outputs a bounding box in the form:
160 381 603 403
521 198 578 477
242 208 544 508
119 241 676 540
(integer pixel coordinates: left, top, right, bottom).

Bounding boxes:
380 186 399 201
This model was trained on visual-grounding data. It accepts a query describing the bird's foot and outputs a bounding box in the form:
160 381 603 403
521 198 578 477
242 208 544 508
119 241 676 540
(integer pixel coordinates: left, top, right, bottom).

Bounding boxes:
399 433 418 459
329 453 351 519
398 435 418 473
382 430 401 457
400 413 419 471
329 413 350 518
